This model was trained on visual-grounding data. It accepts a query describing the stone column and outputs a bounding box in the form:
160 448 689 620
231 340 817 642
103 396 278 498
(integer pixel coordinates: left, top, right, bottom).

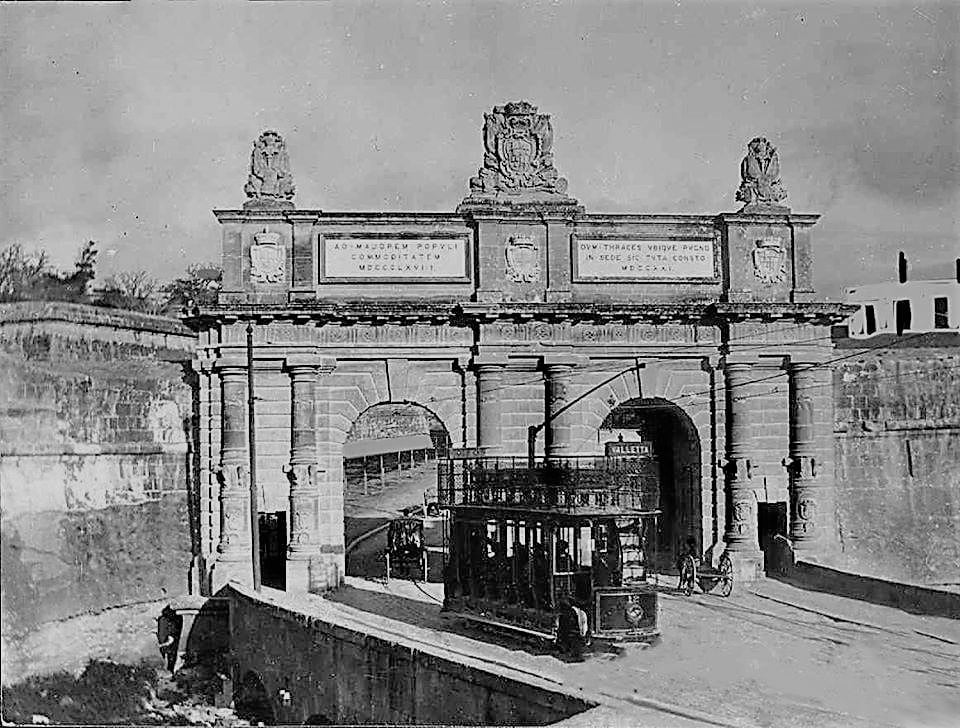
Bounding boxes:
313 359 341 592
475 358 505 455
543 357 582 459
284 354 321 592
722 360 763 578
785 360 833 551
210 356 252 590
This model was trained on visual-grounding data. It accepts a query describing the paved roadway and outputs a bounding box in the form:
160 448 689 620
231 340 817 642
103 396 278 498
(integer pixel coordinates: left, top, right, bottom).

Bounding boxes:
339 462 959 727
343 459 438 580
330 573 960 728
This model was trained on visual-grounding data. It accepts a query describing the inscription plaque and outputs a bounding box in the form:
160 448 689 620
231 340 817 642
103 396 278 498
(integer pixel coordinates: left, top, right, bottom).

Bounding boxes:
574 238 717 281
321 237 468 281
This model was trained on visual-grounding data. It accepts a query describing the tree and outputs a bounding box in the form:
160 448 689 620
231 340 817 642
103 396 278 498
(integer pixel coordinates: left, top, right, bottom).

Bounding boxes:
0 244 49 302
95 270 164 314
0 241 97 303
160 263 222 314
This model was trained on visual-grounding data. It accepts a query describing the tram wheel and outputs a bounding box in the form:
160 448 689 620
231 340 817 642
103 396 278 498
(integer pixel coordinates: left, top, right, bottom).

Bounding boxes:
678 555 697 596
717 553 733 597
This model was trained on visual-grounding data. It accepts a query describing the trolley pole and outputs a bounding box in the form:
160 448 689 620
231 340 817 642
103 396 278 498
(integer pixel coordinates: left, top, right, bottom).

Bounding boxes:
247 322 262 591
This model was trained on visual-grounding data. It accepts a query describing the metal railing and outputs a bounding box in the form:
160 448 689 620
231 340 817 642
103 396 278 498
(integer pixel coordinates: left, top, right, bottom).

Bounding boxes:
438 456 660 513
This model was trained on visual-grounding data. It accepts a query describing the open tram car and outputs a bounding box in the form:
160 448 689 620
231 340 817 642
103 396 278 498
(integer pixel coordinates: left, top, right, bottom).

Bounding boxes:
438 449 662 643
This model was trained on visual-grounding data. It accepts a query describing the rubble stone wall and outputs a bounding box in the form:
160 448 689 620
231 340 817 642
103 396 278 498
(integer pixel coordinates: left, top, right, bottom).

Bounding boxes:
0 303 196 645
832 333 960 585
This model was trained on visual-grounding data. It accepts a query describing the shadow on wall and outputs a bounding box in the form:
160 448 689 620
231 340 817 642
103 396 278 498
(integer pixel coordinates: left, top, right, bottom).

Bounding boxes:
765 535 960 620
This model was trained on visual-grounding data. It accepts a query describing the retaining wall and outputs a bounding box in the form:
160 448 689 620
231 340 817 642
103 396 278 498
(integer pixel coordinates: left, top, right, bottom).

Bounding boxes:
225 585 592 726
0 303 197 661
832 331 960 586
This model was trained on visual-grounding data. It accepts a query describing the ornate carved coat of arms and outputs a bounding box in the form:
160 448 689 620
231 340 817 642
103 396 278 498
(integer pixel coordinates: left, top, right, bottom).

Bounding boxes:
504 236 541 283
250 229 285 284
752 237 787 285
469 101 569 197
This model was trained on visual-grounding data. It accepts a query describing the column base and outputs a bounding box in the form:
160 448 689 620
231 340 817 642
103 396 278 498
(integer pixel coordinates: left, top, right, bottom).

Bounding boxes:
287 554 343 594
209 558 252 593
725 549 764 583
286 554 323 593
309 554 344 594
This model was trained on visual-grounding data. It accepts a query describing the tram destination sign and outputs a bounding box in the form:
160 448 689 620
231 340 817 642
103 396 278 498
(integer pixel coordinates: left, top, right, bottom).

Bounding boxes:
573 237 717 282
321 234 470 282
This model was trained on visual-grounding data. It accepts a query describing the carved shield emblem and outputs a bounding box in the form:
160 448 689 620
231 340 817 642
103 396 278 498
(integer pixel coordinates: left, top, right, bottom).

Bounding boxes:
752 237 787 285
499 128 536 184
505 236 541 283
250 229 284 284
625 601 645 626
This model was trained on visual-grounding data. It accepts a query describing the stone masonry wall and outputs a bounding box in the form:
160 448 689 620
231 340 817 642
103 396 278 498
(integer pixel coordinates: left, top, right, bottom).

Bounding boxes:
0 303 196 652
832 333 960 585
227 586 592 726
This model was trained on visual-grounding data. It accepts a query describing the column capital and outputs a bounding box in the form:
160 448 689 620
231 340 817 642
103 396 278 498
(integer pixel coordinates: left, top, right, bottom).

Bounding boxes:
214 352 247 372
541 353 588 370
285 352 336 373
472 355 509 370
721 353 761 369
787 355 831 370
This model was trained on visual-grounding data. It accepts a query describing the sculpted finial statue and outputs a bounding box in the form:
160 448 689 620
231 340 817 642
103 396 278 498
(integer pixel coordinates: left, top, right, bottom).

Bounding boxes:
244 130 295 208
736 137 788 209
465 101 572 202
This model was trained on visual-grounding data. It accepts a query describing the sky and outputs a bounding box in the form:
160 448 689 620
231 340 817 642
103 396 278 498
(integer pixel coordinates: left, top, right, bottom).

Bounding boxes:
1 0 957 297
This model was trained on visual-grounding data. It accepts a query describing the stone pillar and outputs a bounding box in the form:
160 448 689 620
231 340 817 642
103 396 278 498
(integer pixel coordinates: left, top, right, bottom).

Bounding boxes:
210 356 252 591
284 354 321 592
313 359 342 592
543 357 582 459
785 360 833 551
475 358 505 454
722 360 763 579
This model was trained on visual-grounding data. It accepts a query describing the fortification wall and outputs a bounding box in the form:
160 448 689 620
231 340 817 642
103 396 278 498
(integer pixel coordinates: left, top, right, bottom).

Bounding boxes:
832 332 960 585
0 303 197 657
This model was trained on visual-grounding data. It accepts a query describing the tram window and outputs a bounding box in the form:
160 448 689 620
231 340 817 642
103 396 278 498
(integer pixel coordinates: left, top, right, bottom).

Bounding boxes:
486 521 498 557
578 525 593 567
555 526 575 574
596 522 608 552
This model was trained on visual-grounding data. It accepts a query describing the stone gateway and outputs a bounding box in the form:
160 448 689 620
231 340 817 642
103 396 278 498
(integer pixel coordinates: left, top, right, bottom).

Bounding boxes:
186 102 851 595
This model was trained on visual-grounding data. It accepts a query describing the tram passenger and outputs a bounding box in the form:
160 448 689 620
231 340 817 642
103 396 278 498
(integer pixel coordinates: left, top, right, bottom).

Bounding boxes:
467 528 485 597
514 543 532 607
485 536 505 599
531 542 551 610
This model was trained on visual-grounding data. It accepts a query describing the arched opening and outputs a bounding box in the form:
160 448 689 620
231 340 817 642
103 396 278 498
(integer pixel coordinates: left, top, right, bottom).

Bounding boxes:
343 402 451 579
599 397 702 568
234 671 275 725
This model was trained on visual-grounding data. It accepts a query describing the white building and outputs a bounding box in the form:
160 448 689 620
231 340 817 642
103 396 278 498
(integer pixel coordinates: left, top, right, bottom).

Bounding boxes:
845 277 959 338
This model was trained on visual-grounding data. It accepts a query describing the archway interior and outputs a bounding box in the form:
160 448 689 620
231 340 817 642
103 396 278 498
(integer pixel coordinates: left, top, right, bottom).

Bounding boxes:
599 398 702 567
342 402 451 578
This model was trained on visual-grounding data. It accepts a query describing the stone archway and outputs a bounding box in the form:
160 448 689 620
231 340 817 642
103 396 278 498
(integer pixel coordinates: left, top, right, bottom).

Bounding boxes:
341 401 452 578
599 397 703 567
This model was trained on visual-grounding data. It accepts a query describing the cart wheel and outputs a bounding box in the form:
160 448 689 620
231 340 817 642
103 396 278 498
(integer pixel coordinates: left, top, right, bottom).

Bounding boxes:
717 553 733 597
678 554 697 596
